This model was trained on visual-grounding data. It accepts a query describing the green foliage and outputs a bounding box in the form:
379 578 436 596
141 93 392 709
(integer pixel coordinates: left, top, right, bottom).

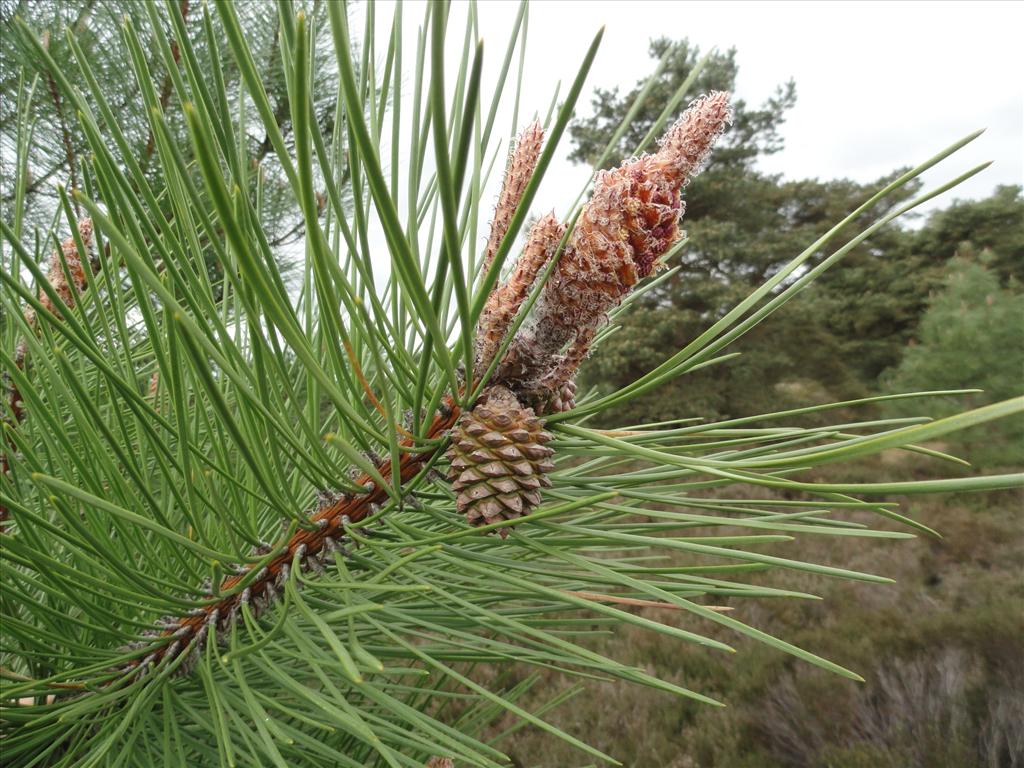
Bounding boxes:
914 185 1024 283
883 253 1024 467
0 0 344 245
568 39 937 418
580 174 924 424
573 40 1021 424
0 3 1020 766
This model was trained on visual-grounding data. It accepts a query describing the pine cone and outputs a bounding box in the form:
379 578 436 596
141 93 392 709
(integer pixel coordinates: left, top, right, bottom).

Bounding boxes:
446 386 554 536
538 379 577 415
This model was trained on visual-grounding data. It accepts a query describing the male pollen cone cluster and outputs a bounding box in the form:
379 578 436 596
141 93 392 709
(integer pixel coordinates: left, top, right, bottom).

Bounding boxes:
449 92 732 535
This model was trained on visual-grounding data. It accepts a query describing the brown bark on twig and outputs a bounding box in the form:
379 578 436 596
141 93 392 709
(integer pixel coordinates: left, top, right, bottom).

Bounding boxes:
143 0 190 163
45 73 79 215
117 398 462 679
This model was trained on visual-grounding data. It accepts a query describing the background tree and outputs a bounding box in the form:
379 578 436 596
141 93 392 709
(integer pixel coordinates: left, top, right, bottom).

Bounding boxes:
0 0 344 247
569 39 796 172
570 38 1021 423
913 184 1024 283
883 250 1024 467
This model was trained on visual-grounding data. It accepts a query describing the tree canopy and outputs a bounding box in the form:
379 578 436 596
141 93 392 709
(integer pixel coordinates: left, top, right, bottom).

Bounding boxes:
883 250 1024 466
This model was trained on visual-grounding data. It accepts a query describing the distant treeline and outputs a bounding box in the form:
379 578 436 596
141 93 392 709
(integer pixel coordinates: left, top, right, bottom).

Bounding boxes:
571 39 1023 467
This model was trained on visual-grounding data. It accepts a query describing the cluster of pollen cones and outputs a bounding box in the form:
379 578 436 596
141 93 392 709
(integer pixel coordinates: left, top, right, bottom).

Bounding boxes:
450 91 732 534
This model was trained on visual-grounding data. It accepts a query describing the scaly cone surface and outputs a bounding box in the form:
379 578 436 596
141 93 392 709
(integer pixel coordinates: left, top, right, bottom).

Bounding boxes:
496 92 733 405
446 385 554 536
480 120 544 282
474 212 567 375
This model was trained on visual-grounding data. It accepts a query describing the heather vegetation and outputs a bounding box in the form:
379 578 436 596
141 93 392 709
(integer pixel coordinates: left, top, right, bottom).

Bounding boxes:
485 465 1023 768
1 5 1021 767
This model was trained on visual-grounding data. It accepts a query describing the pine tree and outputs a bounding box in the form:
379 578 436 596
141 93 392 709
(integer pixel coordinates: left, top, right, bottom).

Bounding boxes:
566 39 929 419
914 184 1024 283
883 251 1024 467
2 3 1021 766
0 0 344 245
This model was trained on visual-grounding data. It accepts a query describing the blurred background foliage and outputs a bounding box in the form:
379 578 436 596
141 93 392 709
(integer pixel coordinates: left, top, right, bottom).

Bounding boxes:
0 0 345 247
485 474 1023 768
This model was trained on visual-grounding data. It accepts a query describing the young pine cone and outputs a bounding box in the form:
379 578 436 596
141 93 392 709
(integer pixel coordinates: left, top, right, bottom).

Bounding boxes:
19 218 95 358
540 379 577 415
446 386 554 536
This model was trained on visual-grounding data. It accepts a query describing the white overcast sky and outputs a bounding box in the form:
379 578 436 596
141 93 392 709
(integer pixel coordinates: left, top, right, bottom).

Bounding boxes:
361 0 1023 232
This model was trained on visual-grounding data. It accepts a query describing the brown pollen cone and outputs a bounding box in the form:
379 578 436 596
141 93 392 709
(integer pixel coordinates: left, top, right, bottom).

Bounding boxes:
480 120 544 282
474 213 566 376
43 217 95 313
20 218 95 347
497 92 733 403
446 386 554 536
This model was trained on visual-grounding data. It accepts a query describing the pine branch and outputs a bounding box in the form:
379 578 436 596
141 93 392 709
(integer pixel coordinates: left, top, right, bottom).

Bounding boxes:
141 0 189 165
54 87 736 701
4 6 1020 764
116 398 462 682
2 219 96 529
